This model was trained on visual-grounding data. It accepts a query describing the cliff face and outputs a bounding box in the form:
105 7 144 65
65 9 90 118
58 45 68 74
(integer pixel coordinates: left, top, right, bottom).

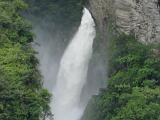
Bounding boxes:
88 0 160 43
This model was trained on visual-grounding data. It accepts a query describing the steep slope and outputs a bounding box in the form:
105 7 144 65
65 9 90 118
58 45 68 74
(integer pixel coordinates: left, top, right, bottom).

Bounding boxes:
88 0 160 43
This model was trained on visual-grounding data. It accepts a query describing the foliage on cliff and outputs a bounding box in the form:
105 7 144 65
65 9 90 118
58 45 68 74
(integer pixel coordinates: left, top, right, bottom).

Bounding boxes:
82 34 160 120
0 0 52 119
25 0 84 29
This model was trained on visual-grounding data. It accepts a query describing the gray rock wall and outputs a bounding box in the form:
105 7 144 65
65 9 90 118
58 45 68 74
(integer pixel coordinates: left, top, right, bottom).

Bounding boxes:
88 0 160 43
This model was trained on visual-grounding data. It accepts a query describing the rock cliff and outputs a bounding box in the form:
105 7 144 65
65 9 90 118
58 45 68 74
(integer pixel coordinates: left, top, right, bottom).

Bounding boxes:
88 0 160 43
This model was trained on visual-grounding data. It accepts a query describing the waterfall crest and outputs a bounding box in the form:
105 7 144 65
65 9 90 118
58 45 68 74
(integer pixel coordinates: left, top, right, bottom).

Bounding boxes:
53 8 96 120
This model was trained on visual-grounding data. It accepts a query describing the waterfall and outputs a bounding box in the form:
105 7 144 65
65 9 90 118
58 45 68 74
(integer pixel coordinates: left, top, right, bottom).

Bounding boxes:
53 8 96 120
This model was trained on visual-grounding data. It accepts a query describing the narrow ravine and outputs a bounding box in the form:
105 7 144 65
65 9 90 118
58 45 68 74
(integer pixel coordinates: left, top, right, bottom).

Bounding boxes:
52 8 96 120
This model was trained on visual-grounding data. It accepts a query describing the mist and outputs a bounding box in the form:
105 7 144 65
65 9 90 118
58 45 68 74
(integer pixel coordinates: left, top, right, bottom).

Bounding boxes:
25 8 107 119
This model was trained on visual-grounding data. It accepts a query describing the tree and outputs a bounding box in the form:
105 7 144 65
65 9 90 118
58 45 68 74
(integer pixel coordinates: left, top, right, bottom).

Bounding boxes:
82 34 160 120
0 0 52 119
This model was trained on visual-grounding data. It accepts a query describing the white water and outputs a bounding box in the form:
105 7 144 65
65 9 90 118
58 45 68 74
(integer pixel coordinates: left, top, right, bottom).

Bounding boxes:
53 8 96 120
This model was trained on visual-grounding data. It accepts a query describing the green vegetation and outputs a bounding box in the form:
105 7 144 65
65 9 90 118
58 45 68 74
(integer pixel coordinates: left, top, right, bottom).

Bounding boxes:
0 0 52 119
82 34 160 120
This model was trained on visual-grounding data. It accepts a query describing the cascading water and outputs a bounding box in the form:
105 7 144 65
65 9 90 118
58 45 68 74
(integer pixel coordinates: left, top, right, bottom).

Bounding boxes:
53 8 96 120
